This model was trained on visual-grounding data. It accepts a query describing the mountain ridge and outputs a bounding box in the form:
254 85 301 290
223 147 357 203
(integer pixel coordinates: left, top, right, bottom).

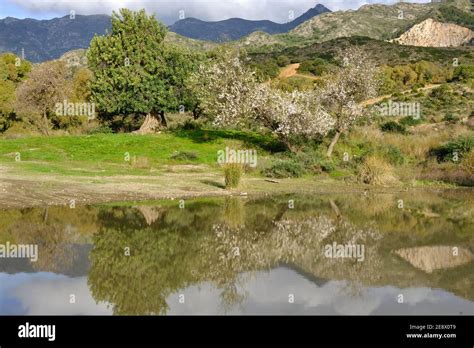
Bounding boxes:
168 4 331 42
0 4 330 62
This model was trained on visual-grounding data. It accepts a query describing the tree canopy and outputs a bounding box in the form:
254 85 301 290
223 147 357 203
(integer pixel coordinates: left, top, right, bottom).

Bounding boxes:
87 8 198 128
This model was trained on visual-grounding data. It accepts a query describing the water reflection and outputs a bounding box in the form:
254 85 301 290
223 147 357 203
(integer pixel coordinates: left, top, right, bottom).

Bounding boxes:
1 190 473 315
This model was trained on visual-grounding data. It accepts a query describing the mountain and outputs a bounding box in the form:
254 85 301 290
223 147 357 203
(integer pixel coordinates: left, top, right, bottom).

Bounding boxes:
290 2 435 41
168 4 331 42
237 0 474 52
0 15 111 62
0 4 329 62
393 18 474 47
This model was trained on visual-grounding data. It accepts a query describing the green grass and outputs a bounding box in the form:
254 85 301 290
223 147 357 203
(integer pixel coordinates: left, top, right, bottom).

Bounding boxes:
0 129 276 176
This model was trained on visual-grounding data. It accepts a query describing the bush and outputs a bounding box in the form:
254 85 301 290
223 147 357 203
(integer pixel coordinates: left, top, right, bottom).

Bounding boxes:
429 136 474 162
223 163 243 189
443 113 459 123
170 151 198 161
452 65 474 81
276 55 290 67
262 160 305 178
399 116 423 126
290 151 324 173
87 125 113 134
298 58 327 76
381 145 405 166
430 84 455 105
358 156 397 185
380 121 406 134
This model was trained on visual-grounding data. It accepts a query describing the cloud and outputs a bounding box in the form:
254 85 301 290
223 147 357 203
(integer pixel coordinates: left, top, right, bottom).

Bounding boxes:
5 0 431 24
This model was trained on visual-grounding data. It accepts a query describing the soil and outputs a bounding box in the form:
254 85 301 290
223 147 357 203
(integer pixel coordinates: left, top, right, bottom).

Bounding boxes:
0 163 405 209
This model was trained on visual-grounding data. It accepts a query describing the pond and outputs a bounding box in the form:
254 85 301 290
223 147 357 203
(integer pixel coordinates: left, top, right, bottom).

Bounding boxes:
0 190 473 315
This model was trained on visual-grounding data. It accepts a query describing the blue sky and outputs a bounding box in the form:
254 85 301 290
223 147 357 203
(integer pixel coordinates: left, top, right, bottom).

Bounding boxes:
0 0 431 24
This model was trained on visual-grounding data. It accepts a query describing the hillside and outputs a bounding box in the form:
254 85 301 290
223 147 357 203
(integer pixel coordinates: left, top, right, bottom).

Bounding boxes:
393 18 474 47
0 15 111 62
236 1 474 53
248 36 474 68
290 3 435 41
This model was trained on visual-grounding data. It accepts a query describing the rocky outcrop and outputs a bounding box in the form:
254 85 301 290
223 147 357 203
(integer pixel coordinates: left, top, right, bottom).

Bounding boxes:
395 246 474 273
393 18 474 47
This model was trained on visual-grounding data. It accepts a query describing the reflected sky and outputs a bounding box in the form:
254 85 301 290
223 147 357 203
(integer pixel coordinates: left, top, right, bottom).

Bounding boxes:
1 266 473 315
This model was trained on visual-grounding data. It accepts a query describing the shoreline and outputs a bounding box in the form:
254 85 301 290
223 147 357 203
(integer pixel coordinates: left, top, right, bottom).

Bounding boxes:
0 164 470 209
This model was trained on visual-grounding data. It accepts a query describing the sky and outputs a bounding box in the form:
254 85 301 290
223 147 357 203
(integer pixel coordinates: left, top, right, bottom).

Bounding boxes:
0 0 431 25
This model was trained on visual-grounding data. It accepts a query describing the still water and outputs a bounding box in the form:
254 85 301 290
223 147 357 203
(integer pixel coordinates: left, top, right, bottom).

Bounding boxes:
1 190 473 315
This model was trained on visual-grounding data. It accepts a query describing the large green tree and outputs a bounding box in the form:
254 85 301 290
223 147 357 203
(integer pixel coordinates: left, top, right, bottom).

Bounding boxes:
87 9 196 133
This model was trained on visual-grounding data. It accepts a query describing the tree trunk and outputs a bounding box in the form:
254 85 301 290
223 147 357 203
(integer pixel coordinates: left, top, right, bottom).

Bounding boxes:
42 111 50 136
326 130 341 158
158 110 167 128
193 107 202 120
134 112 162 135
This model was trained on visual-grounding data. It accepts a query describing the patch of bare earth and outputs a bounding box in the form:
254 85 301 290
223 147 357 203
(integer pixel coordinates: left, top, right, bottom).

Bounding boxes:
0 163 397 208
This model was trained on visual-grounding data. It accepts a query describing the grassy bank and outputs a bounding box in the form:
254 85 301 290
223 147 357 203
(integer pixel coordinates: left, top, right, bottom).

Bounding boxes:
0 129 278 177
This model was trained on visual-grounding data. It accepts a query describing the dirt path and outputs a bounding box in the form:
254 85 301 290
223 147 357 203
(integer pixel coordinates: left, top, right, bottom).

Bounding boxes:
361 84 441 107
278 63 320 81
279 63 300 78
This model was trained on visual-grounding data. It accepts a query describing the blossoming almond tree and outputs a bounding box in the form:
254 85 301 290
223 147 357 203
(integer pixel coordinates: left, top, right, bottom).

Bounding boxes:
188 49 257 127
250 84 334 148
318 47 380 157
190 49 334 149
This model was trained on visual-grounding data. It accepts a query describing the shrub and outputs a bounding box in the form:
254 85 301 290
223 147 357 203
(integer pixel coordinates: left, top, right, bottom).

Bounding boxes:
181 120 200 130
223 163 243 189
452 65 474 81
298 59 327 76
170 151 198 161
358 156 397 185
399 116 423 126
442 113 459 123
380 121 406 134
430 84 455 104
262 160 305 178
87 125 113 134
429 136 474 162
381 145 405 166
276 55 290 67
